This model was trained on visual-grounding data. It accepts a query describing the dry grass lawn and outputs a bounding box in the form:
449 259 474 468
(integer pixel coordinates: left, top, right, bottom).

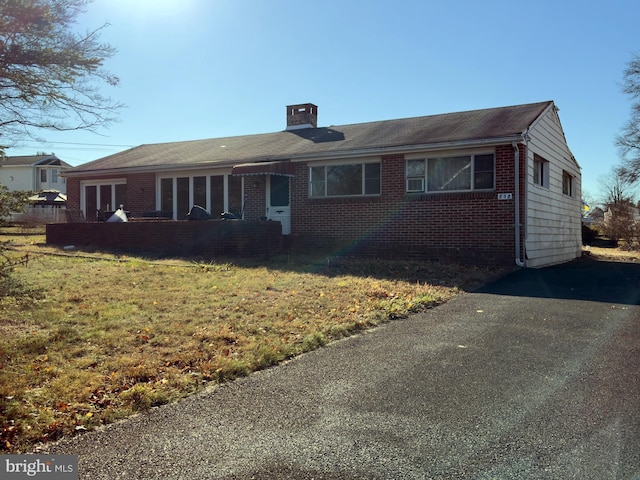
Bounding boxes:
584 245 640 262
0 227 516 451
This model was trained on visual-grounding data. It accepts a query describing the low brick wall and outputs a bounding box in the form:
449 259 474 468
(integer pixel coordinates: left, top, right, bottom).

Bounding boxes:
46 219 283 257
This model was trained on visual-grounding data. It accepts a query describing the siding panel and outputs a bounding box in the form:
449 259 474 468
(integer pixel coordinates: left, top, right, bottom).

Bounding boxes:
526 107 582 267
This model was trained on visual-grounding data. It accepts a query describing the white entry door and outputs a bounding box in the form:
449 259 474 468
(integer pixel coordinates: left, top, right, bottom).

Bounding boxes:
266 175 291 235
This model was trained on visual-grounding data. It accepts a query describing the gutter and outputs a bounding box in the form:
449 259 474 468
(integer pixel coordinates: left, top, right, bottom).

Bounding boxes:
513 141 525 267
62 135 525 178
285 135 525 163
62 162 239 178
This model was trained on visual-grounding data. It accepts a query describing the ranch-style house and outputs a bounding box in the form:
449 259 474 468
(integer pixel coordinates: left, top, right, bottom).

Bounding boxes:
59 101 582 267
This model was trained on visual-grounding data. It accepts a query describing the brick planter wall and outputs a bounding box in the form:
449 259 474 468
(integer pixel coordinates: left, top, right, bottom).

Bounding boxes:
46 219 283 257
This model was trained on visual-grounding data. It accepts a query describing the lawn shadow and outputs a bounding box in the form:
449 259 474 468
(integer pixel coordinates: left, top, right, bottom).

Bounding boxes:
475 256 640 306
229 252 512 291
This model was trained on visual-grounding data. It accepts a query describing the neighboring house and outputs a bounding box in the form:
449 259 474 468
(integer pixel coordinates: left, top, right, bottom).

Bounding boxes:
584 206 605 226
603 203 640 223
0 154 70 194
63 101 582 267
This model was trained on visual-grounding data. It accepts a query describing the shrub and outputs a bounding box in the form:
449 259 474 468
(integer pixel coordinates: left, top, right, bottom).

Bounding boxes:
582 223 599 245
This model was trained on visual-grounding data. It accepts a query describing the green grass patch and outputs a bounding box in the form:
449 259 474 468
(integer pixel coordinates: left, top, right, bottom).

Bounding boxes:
0 230 506 451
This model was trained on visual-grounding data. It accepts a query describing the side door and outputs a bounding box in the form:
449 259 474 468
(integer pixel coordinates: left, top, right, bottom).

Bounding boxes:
266 175 291 235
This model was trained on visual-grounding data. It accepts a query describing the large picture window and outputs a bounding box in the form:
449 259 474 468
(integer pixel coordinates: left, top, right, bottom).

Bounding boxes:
309 162 381 197
406 154 494 193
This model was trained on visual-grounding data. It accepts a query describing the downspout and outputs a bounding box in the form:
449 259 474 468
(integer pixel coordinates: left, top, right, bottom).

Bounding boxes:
513 141 526 267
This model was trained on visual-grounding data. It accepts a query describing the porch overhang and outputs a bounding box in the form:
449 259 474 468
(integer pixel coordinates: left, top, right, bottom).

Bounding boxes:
231 161 295 177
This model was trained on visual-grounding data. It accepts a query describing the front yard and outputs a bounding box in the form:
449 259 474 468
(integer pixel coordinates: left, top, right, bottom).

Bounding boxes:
1 227 507 452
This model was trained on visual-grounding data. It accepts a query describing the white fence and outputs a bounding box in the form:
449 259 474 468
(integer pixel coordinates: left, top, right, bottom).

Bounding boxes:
9 207 68 224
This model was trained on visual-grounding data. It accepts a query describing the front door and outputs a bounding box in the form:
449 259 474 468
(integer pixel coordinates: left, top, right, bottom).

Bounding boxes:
266 175 291 235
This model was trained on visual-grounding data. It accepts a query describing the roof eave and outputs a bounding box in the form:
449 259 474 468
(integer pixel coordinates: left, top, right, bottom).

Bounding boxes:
63 135 527 177
287 135 527 162
62 160 240 178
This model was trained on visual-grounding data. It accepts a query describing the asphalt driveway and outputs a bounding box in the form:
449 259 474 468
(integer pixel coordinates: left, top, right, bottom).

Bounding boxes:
46 257 640 479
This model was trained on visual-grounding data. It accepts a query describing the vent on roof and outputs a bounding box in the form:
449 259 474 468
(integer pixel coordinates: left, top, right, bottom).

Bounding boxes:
286 103 317 130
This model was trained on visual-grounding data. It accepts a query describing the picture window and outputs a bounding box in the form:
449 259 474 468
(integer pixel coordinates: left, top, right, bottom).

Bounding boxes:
310 162 381 197
406 153 495 193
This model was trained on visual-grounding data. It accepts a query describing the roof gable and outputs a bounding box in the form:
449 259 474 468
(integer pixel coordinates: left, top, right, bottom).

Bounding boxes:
68 101 553 174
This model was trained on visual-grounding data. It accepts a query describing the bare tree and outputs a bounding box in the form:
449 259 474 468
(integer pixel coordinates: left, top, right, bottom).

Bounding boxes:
599 166 637 204
0 0 122 151
617 52 640 182
599 167 639 246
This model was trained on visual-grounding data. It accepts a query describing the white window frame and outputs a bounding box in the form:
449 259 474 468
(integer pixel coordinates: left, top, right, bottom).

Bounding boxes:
156 171 243 220
309 160 381 198
562 170 573 196
406 159 426 193
405 153 495 193
80 178 127 214
533 154 549 188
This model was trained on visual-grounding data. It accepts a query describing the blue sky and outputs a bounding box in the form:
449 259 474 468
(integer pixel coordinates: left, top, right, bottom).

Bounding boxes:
7 0 640 202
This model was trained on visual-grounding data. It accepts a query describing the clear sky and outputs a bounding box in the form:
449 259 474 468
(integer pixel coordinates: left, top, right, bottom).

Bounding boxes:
7 0 640 202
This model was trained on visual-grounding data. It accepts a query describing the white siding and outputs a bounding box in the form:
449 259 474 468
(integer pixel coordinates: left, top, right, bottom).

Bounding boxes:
36 166 67 193
0 166 34 191
0 165 68 193
525 106 582 268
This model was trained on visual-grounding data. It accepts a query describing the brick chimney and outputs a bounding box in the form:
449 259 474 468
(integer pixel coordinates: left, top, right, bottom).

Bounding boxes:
286 103 318 130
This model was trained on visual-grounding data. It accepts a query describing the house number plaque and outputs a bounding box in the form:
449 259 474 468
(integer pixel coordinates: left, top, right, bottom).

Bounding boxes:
497 193 513 200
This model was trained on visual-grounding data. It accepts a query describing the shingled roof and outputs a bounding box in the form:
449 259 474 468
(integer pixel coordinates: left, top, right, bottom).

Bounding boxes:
66 101 553 175
1 154 69 167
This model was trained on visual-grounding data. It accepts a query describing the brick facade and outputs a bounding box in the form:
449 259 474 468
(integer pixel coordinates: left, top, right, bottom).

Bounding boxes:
242 175 267 220
290 143 525 264
65 177 80 211
61 143 525 265
124 173 157 215
65 173 157 218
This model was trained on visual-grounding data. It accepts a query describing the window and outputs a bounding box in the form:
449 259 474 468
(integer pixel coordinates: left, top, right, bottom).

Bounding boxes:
176 177 190 220
406 160 425 192
51 169 58 184
159 174 243 219
210 175 224 215
81 180 127 221
115 184 127 208
562 171 573 196
160 178 173 213
40 169 47 183
309 162 381 197
428 156 471 191
193 176 207 208
100 185 112 211
364 163 381 195
270 175 290 207
474 154 495 189
406 154 494 193
533 154 549 188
